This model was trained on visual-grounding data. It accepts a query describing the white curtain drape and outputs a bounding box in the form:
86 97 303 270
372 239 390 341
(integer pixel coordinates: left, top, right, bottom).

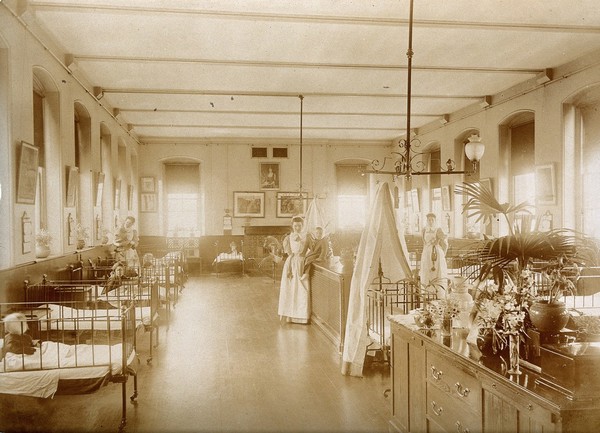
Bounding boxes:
303 197 327 235
341 182 412 376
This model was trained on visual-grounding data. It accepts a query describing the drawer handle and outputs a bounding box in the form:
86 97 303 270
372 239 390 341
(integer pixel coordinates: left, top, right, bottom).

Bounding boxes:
431 401 443 416
455 382 470 397
456 421 470 433
431 366 443 380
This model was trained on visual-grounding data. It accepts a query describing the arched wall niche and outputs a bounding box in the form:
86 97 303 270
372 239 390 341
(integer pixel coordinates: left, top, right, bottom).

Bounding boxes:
563 83 600 235
74 100 92 243
0 34 9 268
99 122 113 242
32 66 62 256
498 110 535 236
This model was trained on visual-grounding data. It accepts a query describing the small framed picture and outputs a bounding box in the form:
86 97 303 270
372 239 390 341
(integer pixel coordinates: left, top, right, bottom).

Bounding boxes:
233 191 265 218
95 172 105 207
140 193 157 212
441 185 452 211
276 192 308 218
66 166 79 207
140 176 155 193
17 141 39 204
259 163 280 190
535 164 556 205
128 185 134 211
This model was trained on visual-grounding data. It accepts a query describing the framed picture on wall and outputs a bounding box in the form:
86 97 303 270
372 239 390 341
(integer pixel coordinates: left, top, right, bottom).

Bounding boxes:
128 185 134 211
65 166 79 207
16 141 39 204
95 172 105 207
140 176 155 193
411 188 420 213
276 192 308 218
441 185 452 211
140 193 157 212
535 164 556 205
114 178 121 209
233 191 265 218
259 163 280 190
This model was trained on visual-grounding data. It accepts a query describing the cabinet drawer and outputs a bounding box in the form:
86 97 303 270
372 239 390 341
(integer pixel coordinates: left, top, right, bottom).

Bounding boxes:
427 351 482 412
427 383 482 433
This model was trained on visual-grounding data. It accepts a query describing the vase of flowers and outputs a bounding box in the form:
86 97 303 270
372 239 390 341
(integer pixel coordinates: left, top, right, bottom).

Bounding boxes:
35 228 53 258
426 298 460 337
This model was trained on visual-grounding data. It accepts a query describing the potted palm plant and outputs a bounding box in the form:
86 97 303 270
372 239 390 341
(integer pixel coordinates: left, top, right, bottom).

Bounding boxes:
455 182 598 336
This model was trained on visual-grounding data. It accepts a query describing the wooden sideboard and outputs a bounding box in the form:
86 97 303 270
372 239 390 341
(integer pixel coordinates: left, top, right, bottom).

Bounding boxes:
310 260 352 354
389 317 600 433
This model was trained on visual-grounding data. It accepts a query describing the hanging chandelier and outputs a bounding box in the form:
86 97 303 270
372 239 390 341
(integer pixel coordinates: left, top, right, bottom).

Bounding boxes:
365 0 485 180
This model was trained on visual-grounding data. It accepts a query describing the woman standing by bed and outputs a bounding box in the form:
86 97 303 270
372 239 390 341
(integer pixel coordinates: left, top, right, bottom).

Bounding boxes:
278 216 312 324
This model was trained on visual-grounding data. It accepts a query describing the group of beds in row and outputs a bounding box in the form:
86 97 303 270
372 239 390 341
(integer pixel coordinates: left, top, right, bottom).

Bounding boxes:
0 250 187 431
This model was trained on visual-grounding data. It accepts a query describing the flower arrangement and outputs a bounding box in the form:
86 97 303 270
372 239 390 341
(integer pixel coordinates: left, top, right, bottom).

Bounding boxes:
540 255 580 304
35 228 53 247
427 298 460 321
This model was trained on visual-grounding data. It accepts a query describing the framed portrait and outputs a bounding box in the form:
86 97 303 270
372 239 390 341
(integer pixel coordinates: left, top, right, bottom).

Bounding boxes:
535 164 556 205
140 176 155 193
17 141 39 204
65 166 79 207
276 192 308 218
233 191 265 218
537 210 553 232
114 178 121 209
411 188 420 213
95 172 105 207
259 163 280 190
127 185 134 211
140 193 157 212
441 185 452 211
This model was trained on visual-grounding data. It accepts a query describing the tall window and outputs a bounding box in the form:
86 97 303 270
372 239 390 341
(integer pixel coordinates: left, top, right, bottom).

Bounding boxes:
336 164 367 230
165 163 201 235
33 88 46 232
511 121 536 231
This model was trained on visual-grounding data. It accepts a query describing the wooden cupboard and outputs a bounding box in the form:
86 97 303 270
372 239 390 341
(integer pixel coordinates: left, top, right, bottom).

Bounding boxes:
390 318 600 433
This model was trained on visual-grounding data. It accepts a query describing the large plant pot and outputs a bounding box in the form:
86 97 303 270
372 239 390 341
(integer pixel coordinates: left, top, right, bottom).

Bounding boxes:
529 300 569 334
35 244 51 258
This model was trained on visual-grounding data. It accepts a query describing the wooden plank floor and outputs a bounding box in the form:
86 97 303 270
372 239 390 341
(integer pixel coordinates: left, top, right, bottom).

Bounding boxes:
0 274 391 432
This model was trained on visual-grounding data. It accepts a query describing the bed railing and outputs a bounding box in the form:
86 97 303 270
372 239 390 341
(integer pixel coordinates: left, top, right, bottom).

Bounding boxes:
0 302 138 431
366 261 438 365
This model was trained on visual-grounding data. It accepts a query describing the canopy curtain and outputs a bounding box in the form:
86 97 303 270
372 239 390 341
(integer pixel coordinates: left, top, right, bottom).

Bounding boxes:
303 197 328 235
341 182 412 377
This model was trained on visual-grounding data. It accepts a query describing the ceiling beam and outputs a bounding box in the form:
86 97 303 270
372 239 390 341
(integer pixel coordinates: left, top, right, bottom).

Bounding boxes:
118 108 443 118
29 2 600 33
102 87 483 100
73 54 542 75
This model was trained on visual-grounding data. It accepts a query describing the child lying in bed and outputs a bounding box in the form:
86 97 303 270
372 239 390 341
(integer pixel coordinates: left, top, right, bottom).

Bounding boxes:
2 312 36 359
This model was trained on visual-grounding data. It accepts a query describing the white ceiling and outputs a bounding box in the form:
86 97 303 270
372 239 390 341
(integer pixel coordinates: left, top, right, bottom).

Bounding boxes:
20 0 600 145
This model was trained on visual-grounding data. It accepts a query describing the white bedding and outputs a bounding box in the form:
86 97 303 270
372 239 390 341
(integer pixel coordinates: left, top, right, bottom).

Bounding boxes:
0 340 135 398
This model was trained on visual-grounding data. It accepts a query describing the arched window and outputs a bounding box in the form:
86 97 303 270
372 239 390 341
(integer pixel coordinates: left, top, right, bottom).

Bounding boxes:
74 102 92 243
336 163 367 230
32 67 61 254
164 162 201 236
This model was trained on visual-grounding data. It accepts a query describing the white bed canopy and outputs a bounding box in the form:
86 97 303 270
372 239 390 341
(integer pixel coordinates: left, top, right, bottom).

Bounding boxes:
341 182 412 377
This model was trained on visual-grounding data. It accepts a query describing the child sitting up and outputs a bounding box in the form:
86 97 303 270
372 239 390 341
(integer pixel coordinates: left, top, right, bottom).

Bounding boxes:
2 312 36 359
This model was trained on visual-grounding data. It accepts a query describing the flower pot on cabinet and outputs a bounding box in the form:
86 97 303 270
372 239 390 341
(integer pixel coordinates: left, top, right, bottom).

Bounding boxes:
529 300 569 334
35 244 50 258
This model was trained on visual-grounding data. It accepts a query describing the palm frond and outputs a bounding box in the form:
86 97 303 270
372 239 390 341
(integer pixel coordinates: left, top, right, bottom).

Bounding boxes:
455 182 533 229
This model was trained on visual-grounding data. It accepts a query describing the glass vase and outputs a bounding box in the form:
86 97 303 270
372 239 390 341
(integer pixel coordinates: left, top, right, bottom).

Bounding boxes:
507 333 522 375
441 316 452 337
